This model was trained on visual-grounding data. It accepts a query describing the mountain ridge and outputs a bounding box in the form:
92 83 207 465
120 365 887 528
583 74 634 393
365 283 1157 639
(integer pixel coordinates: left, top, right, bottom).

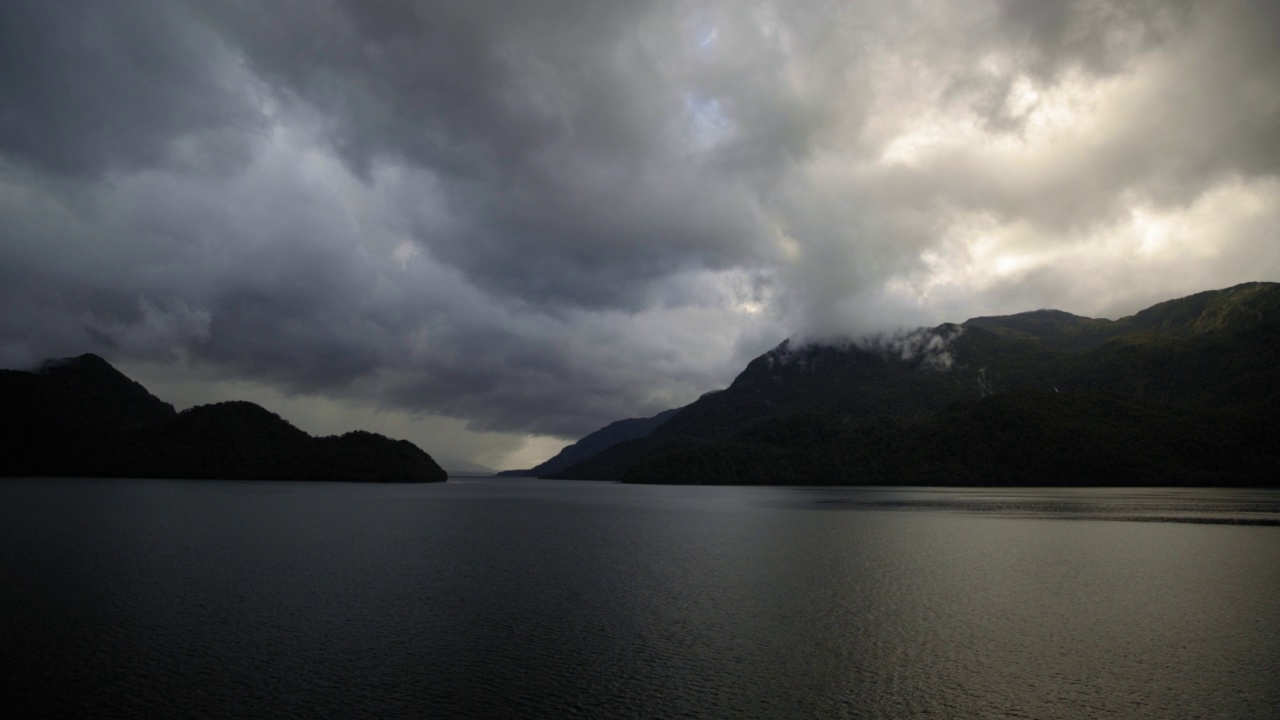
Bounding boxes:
497 407 680 477
550 282 1280 485
1 355 447 482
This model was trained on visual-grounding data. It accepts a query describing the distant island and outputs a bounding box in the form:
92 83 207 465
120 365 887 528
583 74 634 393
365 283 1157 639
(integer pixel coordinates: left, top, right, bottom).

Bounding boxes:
510 282 1280 486
0 354 447 483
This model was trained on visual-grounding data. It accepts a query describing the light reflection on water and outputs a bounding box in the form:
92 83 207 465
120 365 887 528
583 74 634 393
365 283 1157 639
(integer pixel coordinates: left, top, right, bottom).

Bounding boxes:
1 478 1278 719
783 486 1280 525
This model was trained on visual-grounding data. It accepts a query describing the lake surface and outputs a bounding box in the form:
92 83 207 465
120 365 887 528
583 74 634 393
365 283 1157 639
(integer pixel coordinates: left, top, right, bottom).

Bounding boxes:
2 479 1279 719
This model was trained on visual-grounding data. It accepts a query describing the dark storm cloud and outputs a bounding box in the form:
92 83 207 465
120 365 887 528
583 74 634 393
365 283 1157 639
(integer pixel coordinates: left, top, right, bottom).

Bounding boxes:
1 114 737 436
0 0 260 177
203 1 661 178
198 0 855 310
2 0 1279 449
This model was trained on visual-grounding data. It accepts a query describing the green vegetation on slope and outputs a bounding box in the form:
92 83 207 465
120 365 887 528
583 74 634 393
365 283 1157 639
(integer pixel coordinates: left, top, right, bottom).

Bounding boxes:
627 392 1277 486
558 282 1280 485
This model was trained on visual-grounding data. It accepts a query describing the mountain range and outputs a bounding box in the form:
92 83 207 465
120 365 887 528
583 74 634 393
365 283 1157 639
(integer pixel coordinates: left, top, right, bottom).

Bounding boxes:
0 354 447 482
526 282 1280 486
5 283 1277 486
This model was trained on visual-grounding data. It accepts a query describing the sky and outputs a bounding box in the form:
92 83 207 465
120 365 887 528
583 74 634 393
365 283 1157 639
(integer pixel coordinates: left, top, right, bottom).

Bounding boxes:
2 0 1278 471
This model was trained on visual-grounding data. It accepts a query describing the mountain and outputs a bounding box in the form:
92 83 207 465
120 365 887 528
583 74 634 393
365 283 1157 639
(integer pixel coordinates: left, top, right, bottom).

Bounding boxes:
1 355 447 482
0 354 177 476
496 407 680 477
628 392 1274 486
552 282 1280 485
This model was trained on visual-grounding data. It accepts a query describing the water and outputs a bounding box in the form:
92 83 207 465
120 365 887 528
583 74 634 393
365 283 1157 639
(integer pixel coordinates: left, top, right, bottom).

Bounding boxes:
2 478 1278 719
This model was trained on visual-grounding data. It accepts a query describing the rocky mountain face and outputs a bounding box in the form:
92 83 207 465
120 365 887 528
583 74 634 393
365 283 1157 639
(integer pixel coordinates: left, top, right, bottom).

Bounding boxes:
551 282 1280 485
1 355 447 482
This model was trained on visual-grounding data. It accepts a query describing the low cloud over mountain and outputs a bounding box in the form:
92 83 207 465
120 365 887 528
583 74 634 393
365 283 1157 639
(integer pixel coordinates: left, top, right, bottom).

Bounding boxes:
2 1 1278 467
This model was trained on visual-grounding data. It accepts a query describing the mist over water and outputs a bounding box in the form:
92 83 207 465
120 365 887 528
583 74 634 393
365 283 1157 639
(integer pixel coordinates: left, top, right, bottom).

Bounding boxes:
2 479 1278 719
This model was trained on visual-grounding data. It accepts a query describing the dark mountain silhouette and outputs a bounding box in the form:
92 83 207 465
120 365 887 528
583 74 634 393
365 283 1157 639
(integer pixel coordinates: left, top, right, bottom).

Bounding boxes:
628 392 1275 486
497 407 680 477
1 355 446 482
1 354 176 476
551 282 1280 485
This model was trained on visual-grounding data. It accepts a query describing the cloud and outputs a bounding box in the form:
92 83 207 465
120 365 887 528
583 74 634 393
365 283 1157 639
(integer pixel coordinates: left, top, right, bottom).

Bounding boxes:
0 0 262 177
0 114 780 438
1 0 1278 464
